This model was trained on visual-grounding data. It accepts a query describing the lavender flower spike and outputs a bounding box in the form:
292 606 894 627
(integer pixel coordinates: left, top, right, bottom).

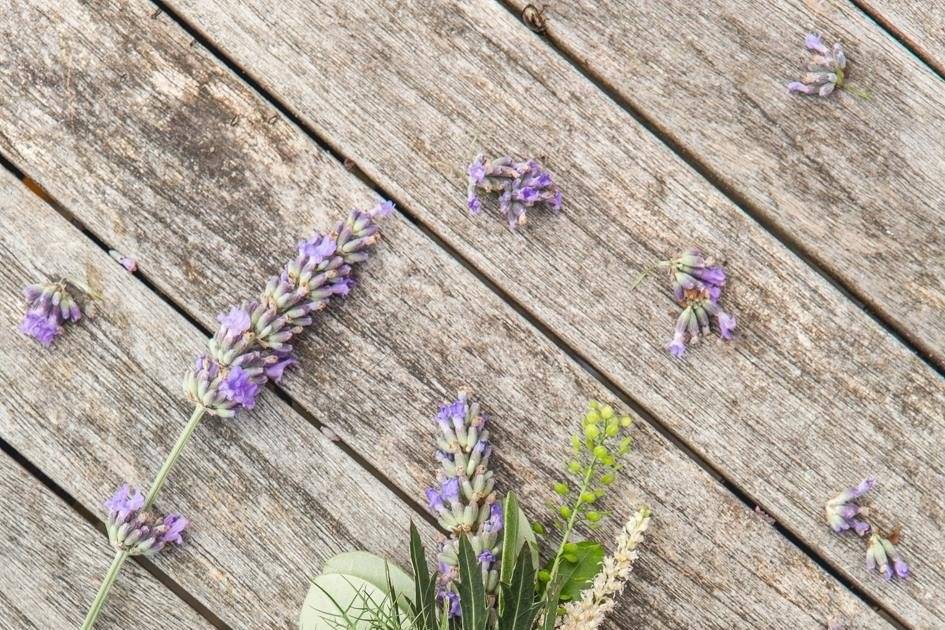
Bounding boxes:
20 280 82 346
662 248 736 357
866 532 910 580
104 484 188 557
465 154 561 229
788 33 847 97
183 200 393 417
825 476 875 536
427 392 502 617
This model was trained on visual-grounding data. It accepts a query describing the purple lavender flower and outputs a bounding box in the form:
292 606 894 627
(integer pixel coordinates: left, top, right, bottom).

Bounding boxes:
183 201 392 417
20 281 82 346
478 549 496 567
465 154 561 229
788 33 847 97
109 249 138 272
429 392 502 615
866 532 910 580
825 476 875 536
437 589 462 618
104 484 188 556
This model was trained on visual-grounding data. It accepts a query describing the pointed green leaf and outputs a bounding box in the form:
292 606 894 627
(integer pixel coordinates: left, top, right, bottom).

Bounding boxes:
541 578 562 630
497 545 537 630
457 536 488 630
546 541 603 603
409 522 438 630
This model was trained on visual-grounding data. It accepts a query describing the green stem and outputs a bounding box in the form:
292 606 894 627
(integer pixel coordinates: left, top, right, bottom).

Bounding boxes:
80 550 129 630
630 261 668 290
80 405 206 629
144 405 206 508
546 455 599 588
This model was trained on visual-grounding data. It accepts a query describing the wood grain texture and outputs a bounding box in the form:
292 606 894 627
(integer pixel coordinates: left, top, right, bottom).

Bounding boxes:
0 453 211 629
499 0 945 365
130 0 945 625
0 170 431 628
0 1 892 628
854 0 945 75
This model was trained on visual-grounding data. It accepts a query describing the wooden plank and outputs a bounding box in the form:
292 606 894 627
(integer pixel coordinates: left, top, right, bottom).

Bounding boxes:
0 454 211 629
499 0 945 365
80 0 945 624
854 0 945 75
0 1 891 628
0 170 431 627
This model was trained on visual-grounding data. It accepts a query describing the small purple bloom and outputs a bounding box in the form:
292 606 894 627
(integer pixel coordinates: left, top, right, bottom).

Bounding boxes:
441 477 461 503
329 277 355 296
219 366 261 409
426 487 446 513
789 33 847 97
437 589 462 618
161 514 189 546
103 484 188 556
467 194 482 215
265 356 297 383
866 532 909 581
717 312 736 340
299 234 337 263
20 310 61 346
373 200 396 218
483 501 503 533
104 483 145 517
465 154 560 229
467 156 487 185
478 549 495 567
109 249 138 272
217 306 251 337
825 476 875 535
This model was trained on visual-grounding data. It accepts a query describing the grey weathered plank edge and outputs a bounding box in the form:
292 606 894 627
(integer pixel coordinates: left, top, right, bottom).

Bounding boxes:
0 1 897 628
0 450 213 629
143 0 945 624
852 0 945 77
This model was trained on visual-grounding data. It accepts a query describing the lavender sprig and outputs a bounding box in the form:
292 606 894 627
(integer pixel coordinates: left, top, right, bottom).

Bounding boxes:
866 531 910 580
825 477 875 536
788 33 847 97
426 393 503 618
81 201 393 630
20 280 82 346
466 154 561 229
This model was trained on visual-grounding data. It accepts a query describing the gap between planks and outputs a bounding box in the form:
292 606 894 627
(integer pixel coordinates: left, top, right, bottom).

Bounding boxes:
847 0 945 79
0 12 908 628
492 0 945 379
0 434 233 630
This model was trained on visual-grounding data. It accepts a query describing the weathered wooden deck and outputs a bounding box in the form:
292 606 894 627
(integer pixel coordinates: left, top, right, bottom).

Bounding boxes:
0 1 942 628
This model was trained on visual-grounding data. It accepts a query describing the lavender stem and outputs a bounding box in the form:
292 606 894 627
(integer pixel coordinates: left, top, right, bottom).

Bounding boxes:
80 550 129 630
144 405 207 509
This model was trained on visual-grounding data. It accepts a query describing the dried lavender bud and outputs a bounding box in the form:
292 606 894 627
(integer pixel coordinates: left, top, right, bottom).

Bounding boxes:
825 476 875 536
466 154 561 229
788 33 847 97
108 250 138 272
104 484 188 557
865 532 910 580
183 201 394 417
20 280 82 346
425 393 502 617
661 249 735 357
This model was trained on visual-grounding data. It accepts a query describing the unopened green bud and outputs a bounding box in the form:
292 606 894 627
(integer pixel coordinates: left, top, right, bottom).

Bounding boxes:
537 570 551 583
586 511 602 523
618 437 632 454
600 405 614 419
563 542 578 554
580 491 597 504
601 472 616 485
585 410 601 425
584 424 600 440
605 422 619 437
559 505 572 519
531 522 546 535
563 553 578 563
554 482 569 495
620 415 633 428
568 461 582 474
593 445 609 460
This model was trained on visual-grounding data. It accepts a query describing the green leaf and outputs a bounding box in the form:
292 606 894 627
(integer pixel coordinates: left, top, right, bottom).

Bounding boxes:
299 573 391 629
457 535 488 630
497 545 537 630
541 577 562 630
546 541 603 603
409 521 438 630
499 493 521 593
322 550 414 612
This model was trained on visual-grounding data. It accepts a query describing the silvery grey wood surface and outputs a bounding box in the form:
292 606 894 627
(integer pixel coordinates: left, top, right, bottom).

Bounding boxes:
853 0 945 74
500 0 945 366
0 169 432 628
120 0 945 625
0 450 211 629
0 1 894 628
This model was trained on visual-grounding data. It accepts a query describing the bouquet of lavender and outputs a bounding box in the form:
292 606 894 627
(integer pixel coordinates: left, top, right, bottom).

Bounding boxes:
80 200 394 629
300 396 651 630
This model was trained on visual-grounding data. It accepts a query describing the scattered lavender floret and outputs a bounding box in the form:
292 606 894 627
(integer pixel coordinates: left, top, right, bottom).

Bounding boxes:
426 392 502 617
20 280 82 346
660 249 735 357
104 484 188 556
183 201 394 417
466 154 561 229
865 531 910 580
825 476 875 536
108 250 138 273
788 33 847 97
